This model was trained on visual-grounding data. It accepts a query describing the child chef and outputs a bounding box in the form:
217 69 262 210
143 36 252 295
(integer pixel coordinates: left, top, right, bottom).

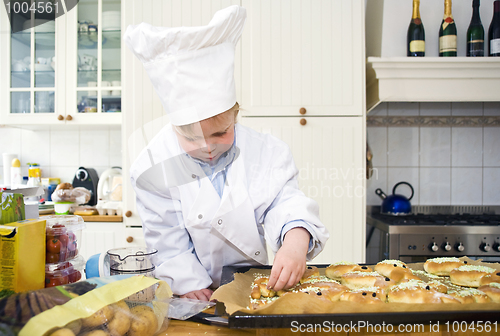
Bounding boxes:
124 5 329 301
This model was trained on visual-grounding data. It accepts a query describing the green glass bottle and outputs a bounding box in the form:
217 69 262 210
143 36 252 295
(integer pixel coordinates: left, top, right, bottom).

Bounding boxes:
407 0 425 56
489 0 500 56
467 0 485 56
439 0 457 57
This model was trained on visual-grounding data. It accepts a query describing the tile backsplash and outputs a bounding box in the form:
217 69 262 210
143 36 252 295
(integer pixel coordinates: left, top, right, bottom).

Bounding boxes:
367 102 500 206
0 126 121 185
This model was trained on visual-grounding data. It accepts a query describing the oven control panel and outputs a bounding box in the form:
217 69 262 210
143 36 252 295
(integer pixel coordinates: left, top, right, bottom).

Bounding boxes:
399 234 500 257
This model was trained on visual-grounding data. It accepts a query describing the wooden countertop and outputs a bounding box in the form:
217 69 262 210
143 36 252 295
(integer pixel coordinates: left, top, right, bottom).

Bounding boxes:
156 308 490 336
159 321 494 336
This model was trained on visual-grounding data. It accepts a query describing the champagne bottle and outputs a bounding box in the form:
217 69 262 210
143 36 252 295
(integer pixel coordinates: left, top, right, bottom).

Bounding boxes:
407 0 425 56
439 0 457 57
489 0 500 56
467 0 485 56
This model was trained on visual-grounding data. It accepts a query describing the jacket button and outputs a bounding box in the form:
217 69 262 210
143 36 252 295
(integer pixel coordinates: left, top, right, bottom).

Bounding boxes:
198 214 203 219
218 219 223 225
255 251 260 256
192 174 197 178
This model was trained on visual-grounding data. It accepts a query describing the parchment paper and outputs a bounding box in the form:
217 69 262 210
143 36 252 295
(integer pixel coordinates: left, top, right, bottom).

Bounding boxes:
211 257 500 315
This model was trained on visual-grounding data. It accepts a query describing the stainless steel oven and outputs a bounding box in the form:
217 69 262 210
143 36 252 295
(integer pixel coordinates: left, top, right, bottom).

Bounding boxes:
366 206 500 263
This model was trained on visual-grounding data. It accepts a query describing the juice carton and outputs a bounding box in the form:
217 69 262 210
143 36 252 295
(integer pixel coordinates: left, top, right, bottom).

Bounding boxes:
0 219 46 292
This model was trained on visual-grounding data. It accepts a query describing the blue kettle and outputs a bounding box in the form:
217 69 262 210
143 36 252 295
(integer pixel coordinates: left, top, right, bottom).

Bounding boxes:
375 181 414 215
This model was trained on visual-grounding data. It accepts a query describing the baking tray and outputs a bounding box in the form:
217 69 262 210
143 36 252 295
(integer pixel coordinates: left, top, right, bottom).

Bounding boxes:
220 264 500 329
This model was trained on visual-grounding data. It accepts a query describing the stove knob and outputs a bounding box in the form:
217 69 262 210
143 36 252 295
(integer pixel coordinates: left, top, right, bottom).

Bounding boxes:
430 242 439 252
455 242 465 252
443 242 452 252
480 243 491 252
493 243 500 252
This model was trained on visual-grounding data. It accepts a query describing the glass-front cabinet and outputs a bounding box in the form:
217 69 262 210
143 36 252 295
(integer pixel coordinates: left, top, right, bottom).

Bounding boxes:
0 0 121 125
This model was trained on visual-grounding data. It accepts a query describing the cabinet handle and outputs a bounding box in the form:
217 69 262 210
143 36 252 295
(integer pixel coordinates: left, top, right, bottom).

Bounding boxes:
57 115 64 121
126 236 134 243
299 107 307 115
66 115 73 121
125 211 132 217
300 118 307 126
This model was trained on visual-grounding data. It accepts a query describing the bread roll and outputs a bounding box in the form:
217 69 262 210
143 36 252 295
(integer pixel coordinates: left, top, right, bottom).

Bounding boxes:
299 283 348 302
325 262 372 280
387 280 460 304
340 271 395 291
251 275 276 299
300 266 320 283
448 288 491 304
423 257 466 276
374 260 409 278
479 272 500 286
56 182 73 190
449 265 496 287
340 287 386 304
478 283 500 303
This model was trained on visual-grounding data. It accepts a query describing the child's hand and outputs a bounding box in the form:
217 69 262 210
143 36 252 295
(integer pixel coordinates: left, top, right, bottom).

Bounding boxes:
180 288 213 301
267 227 310 292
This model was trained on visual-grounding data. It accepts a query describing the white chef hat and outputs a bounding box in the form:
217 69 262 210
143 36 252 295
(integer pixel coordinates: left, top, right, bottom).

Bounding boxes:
124 5 246 126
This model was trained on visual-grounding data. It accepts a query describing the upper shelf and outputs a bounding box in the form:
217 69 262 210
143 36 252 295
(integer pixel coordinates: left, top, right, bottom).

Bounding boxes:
366 57 500 112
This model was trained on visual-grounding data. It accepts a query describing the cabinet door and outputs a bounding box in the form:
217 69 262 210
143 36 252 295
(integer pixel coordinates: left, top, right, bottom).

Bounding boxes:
121 0 241 226
240 116 366 263
0 7 64 125
240 0 365 117
64 0 122 125
80 222 124 260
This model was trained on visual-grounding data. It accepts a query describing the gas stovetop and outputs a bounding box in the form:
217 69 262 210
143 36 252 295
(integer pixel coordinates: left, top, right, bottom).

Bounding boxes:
367 206 500 258
369 205 500 226
371 213 500 226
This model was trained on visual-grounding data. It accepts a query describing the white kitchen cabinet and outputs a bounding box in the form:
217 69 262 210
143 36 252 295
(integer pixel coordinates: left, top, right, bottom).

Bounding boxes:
240 117 365 263
240 0 365 117
121 0 366 263
80 221 124 260
80 222 145 261
0 0 121 126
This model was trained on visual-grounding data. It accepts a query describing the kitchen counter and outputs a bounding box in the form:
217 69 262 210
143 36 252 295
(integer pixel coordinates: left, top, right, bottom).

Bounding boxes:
159 320 490 335
157 308 490 335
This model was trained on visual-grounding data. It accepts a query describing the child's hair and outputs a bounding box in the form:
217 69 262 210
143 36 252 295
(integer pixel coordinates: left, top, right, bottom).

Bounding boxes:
174 102 239 138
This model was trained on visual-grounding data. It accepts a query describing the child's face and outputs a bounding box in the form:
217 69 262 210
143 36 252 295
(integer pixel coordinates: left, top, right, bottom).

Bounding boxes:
175 112 235 164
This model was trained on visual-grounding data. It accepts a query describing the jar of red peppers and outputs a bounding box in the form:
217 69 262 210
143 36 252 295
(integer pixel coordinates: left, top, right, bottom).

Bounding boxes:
44 215 86 287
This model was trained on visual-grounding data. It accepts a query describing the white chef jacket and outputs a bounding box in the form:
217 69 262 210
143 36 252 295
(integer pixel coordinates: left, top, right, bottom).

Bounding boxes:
130 123 329 295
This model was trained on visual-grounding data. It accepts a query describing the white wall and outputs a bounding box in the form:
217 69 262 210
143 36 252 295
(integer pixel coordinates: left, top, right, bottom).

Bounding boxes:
367 102 500 206
0 127 121 185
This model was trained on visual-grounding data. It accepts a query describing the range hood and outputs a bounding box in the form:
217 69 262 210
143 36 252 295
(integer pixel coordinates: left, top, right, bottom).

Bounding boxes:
366 57 500 112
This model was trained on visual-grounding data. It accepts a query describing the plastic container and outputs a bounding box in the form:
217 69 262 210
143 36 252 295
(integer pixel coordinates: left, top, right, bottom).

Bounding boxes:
45 215 85 263
27 163 41 187
54 201 74 215
45 254 86 288
107 246 157 277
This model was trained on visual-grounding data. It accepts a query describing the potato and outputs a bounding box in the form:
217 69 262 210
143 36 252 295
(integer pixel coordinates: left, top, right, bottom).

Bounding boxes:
64 319 82 335
48 328 75 336
81 331 110 336
128 305 158 336
106 300 131 336
81 305 114 328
